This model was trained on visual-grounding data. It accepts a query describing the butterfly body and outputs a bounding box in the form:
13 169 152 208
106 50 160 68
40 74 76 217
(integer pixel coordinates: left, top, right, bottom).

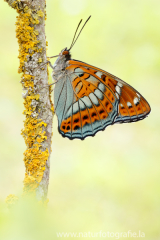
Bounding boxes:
51 48 151 140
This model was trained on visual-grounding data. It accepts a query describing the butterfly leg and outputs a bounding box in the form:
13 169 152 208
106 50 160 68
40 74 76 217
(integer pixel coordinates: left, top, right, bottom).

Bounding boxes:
48 60 54 70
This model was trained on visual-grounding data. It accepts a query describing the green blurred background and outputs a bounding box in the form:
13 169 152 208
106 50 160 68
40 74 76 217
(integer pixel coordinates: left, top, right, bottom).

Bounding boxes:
0 0 160 239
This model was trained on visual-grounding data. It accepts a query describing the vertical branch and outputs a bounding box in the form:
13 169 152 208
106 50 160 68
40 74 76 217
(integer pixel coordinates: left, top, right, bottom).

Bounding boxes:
4 0 53 201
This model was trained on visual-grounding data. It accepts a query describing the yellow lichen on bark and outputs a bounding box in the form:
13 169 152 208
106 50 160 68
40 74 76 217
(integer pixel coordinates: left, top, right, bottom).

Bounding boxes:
23 146 49 193
4 0 53 201
8 1 50 196
15 11 41 73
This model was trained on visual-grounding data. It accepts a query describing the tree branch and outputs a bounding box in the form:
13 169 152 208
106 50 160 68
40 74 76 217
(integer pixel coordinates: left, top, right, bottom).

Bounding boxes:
5 0 53 201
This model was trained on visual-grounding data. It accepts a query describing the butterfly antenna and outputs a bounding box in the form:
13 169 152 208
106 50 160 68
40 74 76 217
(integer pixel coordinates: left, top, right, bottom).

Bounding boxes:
69 19 83 50
69 15 91 50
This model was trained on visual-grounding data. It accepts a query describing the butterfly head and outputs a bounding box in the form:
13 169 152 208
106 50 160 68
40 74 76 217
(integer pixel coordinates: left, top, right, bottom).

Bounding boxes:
52 48 71 73
59 47 71 61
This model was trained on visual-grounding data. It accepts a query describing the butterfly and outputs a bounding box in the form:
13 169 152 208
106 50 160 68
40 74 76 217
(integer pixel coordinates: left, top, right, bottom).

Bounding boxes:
49 16 151 140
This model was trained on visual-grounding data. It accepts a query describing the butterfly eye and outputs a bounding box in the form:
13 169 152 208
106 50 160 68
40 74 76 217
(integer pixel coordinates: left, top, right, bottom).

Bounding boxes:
62 51 69 55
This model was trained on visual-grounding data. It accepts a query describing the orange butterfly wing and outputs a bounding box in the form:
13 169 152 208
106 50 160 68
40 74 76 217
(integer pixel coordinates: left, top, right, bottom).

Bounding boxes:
57 60 150 139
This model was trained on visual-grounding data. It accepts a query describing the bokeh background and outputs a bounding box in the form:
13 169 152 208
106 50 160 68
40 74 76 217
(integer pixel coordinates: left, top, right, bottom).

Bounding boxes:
0 0 160 239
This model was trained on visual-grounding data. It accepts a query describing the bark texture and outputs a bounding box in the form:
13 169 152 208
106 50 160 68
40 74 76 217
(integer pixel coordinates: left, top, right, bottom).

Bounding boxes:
5 0 53 201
